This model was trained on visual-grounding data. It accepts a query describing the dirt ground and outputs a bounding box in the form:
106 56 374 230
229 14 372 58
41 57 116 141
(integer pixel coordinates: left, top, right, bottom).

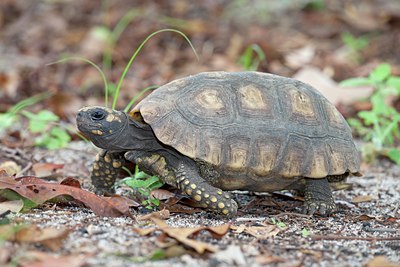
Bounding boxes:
1 1 400 266
1 141 399 266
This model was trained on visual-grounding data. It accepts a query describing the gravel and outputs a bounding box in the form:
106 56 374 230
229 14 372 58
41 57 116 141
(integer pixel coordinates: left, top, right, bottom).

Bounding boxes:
3 141 400 266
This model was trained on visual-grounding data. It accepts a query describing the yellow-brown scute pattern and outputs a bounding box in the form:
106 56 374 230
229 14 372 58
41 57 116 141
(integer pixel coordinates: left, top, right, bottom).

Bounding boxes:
132 71 360 181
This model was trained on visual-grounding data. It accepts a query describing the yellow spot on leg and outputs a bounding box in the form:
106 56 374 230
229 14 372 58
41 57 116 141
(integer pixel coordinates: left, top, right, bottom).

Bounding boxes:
194 195 202 201
186 189 192 195
112 161 122 168
222 209 229 215
190 184 197 189
210 196 217 203
104 154 111 163
218 202 225 209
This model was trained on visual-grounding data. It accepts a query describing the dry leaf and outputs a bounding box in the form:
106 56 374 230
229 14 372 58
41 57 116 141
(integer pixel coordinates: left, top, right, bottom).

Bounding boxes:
19 251 87 267
15 225 71 251
0 161 21 176
365 256 400 267
213 245 246 265
256 254 285 265
32 163 64 177
352 195 375 203
150 189 176 200
230 224 280 239
137 209 170 221
135 217 230 254
133 227 157 236
293 66 373 105
0 174 133 217
355 214 376 221
0 199 24 213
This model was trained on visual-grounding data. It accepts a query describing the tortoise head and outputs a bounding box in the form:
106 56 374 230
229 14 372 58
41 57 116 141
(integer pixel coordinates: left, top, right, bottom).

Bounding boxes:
76 106 130 151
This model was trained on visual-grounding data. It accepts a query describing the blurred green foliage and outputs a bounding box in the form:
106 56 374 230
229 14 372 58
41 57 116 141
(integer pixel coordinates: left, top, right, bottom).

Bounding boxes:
341 63 400 164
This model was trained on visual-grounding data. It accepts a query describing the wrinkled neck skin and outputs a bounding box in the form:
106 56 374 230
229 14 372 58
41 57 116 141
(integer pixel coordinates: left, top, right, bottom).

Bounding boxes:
99 114 161 153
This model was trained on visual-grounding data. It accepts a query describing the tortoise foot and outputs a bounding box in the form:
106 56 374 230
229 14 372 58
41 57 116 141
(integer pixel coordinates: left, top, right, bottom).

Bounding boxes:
302 178 336 216
302 198 336 216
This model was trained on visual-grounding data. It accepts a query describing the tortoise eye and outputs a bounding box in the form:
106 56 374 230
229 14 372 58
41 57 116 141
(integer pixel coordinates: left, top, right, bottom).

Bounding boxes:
91 110 106 121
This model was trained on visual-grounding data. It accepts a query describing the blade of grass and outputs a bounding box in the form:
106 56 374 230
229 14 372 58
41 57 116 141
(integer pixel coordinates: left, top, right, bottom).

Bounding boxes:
124 85 158 112
112 28 199 109
8 92 52 115
47 56 109 108
103 9 141 72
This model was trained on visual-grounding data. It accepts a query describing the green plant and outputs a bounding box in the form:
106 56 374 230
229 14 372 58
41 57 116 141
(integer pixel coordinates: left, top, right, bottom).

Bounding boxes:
270 217 286 229
340 63 400 164
21 110 71 149
341 32 369 63
120 165 164 209
0 93 70 149
238 44 265 71
301 228 310 237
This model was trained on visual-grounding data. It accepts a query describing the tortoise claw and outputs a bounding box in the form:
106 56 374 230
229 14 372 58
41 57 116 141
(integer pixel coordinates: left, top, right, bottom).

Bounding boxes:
302 200 336 216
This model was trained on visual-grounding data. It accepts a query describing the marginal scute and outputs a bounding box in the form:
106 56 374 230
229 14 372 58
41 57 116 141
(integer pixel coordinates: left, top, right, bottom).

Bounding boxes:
224 137 250 172
326 142 346 175
307 142 329 178
250 138 281 178
201 138 223 166
279 135 311 177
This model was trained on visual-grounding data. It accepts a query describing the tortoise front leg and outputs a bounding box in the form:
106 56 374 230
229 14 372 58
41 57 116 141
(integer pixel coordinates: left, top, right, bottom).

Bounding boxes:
302 178 336 216
91 150 126 194
124 151 238 216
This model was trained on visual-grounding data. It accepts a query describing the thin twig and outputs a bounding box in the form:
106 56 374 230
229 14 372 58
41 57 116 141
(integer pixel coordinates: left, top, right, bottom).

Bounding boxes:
311 235 400 241
16 162 32 176
274 212 312 219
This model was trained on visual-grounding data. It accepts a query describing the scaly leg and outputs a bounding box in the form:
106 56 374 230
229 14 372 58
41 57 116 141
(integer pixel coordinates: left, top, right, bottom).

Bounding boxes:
125 151 238 216
302 178 336 216
91 150 126 194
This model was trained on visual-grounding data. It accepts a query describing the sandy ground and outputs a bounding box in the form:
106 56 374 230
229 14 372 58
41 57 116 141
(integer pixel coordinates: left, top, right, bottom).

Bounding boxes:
2 141 400 266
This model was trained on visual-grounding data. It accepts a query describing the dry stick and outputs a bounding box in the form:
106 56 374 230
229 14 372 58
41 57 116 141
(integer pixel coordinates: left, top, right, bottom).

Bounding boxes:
311 235 400 241
16 162 33 176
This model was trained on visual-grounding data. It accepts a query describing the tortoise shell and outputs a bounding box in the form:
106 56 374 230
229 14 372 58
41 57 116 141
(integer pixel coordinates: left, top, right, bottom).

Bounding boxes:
130 71 360 182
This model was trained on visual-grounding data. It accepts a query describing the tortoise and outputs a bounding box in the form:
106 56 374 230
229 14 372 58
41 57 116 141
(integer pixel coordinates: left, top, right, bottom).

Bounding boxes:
76 71 361 216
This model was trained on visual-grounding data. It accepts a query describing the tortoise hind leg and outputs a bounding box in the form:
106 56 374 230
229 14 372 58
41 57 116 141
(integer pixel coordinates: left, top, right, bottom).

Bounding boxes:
91 150 126 194
302 178 336 216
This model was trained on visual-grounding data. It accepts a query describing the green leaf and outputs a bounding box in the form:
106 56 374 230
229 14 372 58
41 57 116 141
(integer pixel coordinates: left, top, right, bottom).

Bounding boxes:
36 110 59 122
123 179 149 188
387 77 400 92
276 221 286 228
0 113 17 131
387 148 400 165
339 77 371 87
358 110 377 125
369 63 391 82
92 26 112 41
370 93 389 115
301 228 311 237
29 120 47 133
